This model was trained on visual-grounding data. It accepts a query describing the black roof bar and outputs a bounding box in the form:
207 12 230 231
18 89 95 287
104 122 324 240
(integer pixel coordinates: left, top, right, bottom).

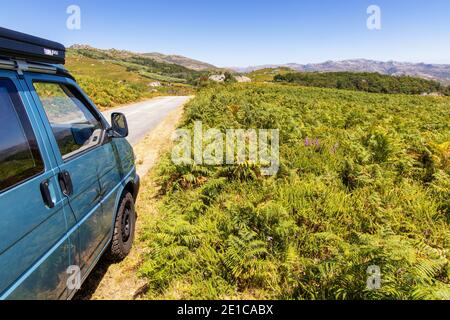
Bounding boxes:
0 27 66 65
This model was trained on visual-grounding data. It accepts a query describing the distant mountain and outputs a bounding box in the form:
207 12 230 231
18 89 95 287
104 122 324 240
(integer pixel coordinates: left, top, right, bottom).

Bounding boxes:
232 65 281 73
233 59 450 84
142 52 217 71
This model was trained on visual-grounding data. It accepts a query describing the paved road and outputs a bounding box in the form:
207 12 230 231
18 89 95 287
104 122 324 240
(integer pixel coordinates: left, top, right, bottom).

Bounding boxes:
103 96 190 145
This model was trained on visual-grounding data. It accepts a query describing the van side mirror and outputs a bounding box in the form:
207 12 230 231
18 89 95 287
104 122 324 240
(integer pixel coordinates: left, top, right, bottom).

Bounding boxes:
110 112 129 138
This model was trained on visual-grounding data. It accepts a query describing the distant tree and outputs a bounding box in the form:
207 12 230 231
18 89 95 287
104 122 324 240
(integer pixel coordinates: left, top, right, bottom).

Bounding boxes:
224 72 237 83
274 71 448 95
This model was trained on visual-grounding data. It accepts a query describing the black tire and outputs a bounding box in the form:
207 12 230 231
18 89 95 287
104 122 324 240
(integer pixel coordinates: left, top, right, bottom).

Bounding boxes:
108 192 136 261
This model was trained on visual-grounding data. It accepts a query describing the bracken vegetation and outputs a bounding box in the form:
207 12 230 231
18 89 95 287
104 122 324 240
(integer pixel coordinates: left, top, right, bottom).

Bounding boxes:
138 83 450 300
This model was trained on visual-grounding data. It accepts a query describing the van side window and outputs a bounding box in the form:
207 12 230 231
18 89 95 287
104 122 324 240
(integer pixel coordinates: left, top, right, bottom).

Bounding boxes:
0 79 44 192
33 82 103 160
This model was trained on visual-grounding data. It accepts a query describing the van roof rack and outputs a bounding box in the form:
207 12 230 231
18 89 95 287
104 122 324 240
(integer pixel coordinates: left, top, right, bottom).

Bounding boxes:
0 58 74 80
0 27 65 65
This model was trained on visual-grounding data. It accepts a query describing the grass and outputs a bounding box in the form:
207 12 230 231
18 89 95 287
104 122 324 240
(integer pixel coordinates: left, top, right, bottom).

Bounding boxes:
137 83 450 300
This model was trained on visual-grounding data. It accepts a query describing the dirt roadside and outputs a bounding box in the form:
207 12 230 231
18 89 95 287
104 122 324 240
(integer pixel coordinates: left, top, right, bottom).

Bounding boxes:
74 102 186 300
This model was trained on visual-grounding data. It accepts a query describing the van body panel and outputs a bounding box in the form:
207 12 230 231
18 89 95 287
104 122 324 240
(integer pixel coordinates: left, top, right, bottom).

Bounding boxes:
22 73 135 279
98 142 124 240
0 71 71 300
0 50 139 299
112 138 136 176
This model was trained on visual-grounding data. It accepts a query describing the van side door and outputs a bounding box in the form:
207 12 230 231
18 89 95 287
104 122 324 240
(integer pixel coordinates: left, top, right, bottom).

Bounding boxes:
23 74 123 279
0 73 71 300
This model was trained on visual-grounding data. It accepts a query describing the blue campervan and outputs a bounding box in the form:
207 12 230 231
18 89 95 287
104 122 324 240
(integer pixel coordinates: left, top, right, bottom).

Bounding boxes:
0 28 139 299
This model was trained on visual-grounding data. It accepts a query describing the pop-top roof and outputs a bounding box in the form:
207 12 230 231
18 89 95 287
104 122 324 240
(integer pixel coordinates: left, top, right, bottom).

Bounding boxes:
0 27 65 65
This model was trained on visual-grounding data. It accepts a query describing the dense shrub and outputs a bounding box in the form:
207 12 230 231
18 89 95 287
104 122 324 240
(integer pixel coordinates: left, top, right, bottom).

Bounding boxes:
139 84 450 299
76 76 146 109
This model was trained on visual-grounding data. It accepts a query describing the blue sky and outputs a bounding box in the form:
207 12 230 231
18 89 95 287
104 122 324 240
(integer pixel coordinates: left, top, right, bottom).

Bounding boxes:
1 0 449 67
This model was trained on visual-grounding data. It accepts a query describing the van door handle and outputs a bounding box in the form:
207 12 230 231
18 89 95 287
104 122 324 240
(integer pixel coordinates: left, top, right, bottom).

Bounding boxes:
40 180 55 208
58 171 73 197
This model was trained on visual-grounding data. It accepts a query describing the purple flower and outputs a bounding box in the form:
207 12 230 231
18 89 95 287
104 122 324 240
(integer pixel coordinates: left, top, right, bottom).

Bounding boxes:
304 137 311 147
314 138 320 147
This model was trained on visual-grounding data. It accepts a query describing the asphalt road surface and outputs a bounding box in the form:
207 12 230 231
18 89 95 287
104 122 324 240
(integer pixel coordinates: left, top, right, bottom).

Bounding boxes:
102 96 190 145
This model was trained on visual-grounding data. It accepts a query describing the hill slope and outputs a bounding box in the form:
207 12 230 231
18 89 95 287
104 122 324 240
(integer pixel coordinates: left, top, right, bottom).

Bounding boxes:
65 46 208 109
68 45 210 84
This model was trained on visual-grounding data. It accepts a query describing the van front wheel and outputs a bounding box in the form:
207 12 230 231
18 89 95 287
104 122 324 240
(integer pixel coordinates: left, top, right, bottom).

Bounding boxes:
109 192 136 261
